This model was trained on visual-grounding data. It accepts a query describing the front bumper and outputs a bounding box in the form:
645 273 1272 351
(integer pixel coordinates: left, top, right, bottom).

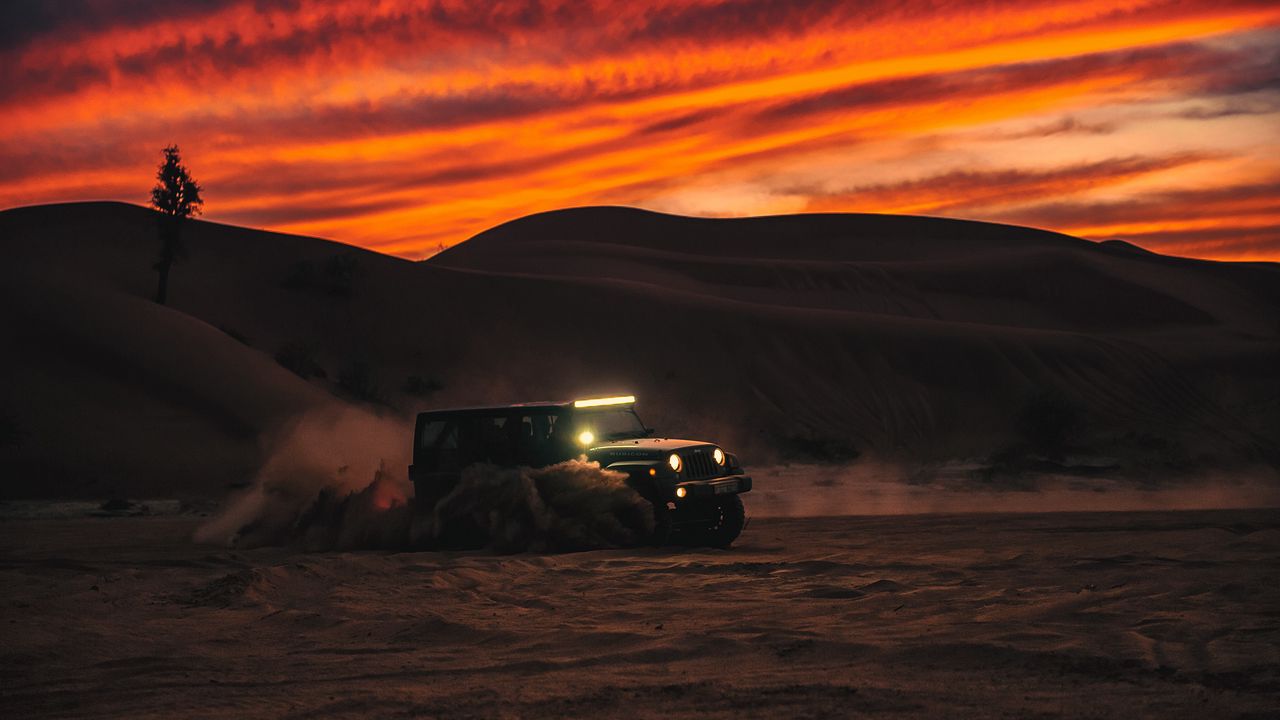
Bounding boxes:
674 475 752 499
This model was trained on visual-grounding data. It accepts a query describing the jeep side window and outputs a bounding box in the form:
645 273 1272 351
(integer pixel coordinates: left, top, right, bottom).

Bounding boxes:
544 412 579 463
424 411 572 470
437 424 459 472
526 413 560 466
419 420 448 449
417 419 459 473
455 417 483 466
479 415 509 463
438 424 458 450
510 415 536 465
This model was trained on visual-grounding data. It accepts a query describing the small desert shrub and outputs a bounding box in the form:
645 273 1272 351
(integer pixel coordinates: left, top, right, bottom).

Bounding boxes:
403 374 444 397
979 390 1085 480
282 252 360 297
282 261 316 290
1017 390 1080 457
320 253 359 296
338 360 382 403
275 342 327 380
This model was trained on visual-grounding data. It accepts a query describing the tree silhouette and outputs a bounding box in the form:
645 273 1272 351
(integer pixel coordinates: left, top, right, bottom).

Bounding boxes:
149 145 203 305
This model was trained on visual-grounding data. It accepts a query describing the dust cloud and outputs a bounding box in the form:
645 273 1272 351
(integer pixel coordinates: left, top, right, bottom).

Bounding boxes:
195 407 1278 552
750 461 1280 517
193 406 411 549
194 406 653 552
429 461 653 552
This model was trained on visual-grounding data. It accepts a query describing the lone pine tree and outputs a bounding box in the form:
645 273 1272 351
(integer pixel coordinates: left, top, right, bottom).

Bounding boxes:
149 145 203 305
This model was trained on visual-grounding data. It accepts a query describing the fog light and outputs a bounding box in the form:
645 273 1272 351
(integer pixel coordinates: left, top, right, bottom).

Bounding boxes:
577 430 594 445
675 487 688 499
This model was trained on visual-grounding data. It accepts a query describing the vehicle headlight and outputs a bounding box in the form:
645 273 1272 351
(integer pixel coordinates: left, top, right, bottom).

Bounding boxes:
713 447 725 465
667 453 682 472
577 430 595 445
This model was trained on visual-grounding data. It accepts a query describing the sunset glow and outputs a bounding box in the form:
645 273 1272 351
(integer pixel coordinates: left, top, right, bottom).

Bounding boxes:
2 1 1278 259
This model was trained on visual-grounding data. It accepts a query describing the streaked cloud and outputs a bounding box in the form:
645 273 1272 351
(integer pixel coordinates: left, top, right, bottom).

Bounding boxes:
797 154 1218 214
0 0 1277 260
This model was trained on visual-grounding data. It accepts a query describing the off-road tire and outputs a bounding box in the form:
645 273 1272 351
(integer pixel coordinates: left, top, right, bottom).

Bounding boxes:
693 495 745 548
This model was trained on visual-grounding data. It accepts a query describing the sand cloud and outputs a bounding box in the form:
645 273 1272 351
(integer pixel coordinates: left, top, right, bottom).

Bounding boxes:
194 405 654 552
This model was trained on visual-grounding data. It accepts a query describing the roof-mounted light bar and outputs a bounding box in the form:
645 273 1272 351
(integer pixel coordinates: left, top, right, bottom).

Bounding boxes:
573 395 636 408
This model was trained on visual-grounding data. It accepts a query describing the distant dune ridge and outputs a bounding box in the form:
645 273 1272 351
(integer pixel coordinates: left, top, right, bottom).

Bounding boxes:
1 201 1277 500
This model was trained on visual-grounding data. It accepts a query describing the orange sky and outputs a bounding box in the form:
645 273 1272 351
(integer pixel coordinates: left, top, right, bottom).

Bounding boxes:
1 0 1278 260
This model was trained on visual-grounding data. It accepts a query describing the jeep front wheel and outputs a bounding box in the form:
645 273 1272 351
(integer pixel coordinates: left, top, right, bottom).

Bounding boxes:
691 495 745 548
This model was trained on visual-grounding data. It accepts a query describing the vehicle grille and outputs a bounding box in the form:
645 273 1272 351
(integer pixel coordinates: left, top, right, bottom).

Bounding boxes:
682 448 717 479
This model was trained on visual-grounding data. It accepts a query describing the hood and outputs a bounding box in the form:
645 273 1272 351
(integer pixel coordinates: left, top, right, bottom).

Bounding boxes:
588 438 715 455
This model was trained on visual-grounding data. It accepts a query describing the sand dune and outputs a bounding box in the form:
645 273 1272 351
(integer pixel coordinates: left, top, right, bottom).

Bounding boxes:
1 202 1277 500
3 202 1277 718
2 510 1277 718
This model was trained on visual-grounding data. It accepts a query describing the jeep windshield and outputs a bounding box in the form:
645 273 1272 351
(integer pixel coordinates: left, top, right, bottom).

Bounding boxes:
577 408 648 440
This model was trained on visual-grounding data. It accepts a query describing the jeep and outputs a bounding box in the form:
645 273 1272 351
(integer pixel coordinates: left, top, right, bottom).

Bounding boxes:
409 395 752 547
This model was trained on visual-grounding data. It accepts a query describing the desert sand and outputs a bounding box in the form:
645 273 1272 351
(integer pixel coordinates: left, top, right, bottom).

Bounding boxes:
3 507 1278 718
2 202 1278 717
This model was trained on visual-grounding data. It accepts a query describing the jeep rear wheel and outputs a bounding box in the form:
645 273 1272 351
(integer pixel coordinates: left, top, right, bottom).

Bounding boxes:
691 495 745 548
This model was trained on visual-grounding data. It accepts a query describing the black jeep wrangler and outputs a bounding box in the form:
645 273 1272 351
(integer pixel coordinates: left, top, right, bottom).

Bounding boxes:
409 395 752 547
